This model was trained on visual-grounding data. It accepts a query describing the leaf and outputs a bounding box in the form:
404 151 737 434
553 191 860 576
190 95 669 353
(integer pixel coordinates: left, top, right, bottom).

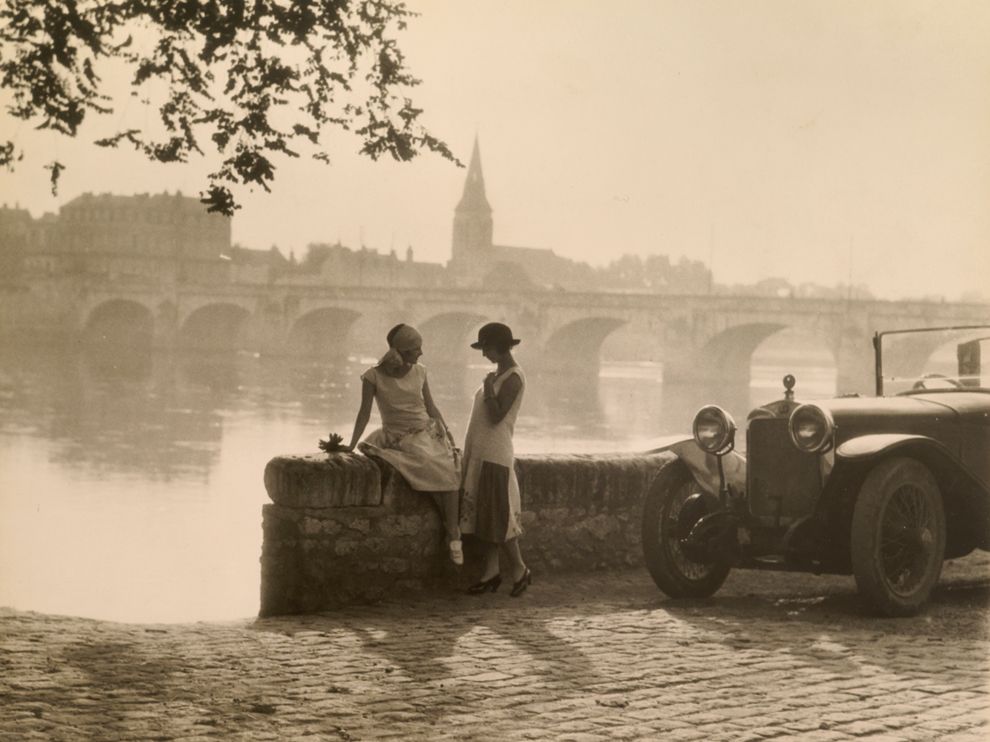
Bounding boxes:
44 160 64 195
0 141 17 167
200 185 239 216
0 0 455 212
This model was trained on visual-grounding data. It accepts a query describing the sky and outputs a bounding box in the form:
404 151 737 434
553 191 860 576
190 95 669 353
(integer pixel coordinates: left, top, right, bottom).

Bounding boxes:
1 0 989 300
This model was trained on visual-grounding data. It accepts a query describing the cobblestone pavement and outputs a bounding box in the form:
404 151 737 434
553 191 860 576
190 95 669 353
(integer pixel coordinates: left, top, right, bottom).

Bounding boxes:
3 555 989 741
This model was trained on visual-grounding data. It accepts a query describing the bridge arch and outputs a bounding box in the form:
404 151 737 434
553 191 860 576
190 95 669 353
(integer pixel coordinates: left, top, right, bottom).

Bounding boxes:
880 328 990 383
667 322 840 393
881 332 965 380
288 307 361 357
419 311 488 363
84 299 155 348
543 317 628 371
665 322 789 386
180 303 251 351
750 327 838 399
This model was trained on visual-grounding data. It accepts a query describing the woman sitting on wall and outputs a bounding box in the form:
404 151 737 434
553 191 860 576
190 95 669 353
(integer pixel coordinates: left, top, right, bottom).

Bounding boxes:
332 323 464 565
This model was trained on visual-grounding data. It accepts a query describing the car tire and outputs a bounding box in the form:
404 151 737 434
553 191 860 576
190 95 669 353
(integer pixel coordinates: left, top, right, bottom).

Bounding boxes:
642 459 731 598
850 457 946 617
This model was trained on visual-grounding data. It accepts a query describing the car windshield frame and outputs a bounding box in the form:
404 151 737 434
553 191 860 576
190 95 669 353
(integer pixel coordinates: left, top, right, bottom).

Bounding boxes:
873 324 990 397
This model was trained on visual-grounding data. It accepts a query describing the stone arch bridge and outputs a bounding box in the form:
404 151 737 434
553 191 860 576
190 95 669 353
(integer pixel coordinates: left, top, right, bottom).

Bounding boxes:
40 278 990 394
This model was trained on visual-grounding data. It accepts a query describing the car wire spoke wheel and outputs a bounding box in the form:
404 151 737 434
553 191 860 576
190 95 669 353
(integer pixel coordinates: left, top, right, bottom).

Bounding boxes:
880 483 937 595
642 459 731 598
851 457 946 617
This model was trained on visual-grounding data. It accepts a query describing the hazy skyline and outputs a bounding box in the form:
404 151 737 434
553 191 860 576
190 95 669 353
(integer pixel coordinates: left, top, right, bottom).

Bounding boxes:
2 0 988 300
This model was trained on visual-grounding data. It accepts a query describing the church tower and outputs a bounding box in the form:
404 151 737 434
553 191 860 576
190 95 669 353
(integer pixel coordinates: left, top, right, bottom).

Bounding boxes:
451 137 493 261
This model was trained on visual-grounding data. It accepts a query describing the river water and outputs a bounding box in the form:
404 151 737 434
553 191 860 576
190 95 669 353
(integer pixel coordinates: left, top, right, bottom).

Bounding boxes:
0 345 836 622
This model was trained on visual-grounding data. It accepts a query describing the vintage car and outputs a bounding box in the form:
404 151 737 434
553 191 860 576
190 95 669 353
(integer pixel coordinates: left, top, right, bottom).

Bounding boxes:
642 325 990 616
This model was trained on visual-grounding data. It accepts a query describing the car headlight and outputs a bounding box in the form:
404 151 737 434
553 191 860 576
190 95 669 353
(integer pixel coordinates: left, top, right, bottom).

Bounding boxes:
788 404 835 453
693 405 737 455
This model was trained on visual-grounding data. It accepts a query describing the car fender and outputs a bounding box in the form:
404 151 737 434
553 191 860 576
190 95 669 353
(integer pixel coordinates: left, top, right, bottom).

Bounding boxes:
835 433 953 462
832 433 990 551
833 433 972 488
647 437 747 498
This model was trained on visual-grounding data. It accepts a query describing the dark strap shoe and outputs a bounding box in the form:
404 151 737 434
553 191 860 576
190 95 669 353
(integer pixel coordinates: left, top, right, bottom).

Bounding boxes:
510 568 532 597
467 574 501 594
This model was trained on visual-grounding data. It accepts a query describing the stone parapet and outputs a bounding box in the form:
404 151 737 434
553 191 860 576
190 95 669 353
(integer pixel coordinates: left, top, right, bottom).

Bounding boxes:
263 453 382 507
515 453 673 572
260 450 675 615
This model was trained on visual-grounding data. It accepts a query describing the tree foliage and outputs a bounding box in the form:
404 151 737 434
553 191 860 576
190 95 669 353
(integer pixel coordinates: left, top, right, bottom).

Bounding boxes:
0 0 457 213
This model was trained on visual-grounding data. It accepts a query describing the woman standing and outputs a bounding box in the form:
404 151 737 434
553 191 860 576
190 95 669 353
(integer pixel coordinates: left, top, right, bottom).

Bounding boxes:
460 322 531 597
337 323 464 565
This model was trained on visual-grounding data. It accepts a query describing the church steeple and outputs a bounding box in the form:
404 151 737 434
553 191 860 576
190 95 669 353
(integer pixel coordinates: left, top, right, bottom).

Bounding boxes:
452 136 493 259
456 137 491 213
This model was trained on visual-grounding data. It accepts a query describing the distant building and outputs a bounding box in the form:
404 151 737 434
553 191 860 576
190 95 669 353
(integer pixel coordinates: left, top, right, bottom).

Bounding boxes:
58 192 232 282
57 191 230 259
447 138 595 290
0 204 38 283
0 152 725 296
0 191 451 289
1 192 236 283
289 242 447 288
223 244 291 285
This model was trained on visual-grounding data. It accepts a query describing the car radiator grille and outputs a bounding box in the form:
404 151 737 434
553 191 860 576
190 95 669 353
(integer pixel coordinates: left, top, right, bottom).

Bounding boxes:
746 417 822 527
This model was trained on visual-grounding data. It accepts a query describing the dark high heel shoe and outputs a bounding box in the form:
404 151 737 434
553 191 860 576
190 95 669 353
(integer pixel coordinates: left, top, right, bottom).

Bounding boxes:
510 568 532 598
467 574 502 594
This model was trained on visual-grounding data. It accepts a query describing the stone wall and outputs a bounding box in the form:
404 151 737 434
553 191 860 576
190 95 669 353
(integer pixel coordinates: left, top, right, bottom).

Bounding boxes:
260 450 675 616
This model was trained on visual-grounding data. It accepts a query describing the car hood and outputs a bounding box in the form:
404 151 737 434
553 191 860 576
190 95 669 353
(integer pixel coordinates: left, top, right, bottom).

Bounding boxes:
811 392 990 450
816 391 989 421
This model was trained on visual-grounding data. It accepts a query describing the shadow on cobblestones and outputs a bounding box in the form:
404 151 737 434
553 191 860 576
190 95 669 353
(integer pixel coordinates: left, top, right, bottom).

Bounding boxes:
663 572 990 630
651 563 990 691
64 639 180 695
251 587 606 719
3 557 988 740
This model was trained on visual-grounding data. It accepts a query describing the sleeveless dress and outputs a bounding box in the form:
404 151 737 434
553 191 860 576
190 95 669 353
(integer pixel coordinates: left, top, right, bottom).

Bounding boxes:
458 366 526 543
357 364 461 492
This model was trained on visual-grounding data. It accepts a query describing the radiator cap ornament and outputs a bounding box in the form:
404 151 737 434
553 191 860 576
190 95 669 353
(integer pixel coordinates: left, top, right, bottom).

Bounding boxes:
783 374 796 401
